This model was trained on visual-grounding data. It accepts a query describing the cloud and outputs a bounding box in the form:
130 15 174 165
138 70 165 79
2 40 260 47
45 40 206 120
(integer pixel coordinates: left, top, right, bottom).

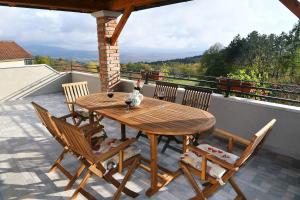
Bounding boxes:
0 0 297 52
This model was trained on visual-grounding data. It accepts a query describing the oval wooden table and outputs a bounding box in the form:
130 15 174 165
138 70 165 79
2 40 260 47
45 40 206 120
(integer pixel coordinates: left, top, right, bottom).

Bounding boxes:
76 92 216 196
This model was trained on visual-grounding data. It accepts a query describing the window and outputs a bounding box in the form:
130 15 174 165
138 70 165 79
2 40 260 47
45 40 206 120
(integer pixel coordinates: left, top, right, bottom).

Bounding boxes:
25 59 33 65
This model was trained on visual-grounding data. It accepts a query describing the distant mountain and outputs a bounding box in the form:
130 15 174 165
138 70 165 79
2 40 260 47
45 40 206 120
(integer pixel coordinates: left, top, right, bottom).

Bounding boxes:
21 43 201 63
148 55 202 65
22 44 98 62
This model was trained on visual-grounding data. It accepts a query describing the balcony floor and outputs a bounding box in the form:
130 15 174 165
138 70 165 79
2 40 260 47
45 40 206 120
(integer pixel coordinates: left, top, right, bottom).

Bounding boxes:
0 93 299 200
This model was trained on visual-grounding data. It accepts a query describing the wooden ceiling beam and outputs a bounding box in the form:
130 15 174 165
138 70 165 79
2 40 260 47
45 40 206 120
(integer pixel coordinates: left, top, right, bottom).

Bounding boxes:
0 0 191 13
107 0 188 11
0 0 108 13
280 0 300 19
110 6 134 45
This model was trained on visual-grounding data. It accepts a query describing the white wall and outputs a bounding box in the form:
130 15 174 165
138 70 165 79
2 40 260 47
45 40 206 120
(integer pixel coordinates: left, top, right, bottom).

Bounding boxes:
122 80 300 160
0 64 71 101
71 71 101 93
0 60 25 67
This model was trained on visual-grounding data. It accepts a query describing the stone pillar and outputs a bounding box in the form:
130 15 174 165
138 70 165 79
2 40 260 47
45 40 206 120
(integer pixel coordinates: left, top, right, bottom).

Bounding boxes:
92 11 121 92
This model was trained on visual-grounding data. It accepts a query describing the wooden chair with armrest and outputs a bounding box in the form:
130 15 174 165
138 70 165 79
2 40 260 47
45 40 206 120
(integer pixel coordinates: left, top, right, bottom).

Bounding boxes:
136 81 178 140
31 102 104 190
52 116 141 200
62 81 101 126
160 86 213 154
180 119 276 200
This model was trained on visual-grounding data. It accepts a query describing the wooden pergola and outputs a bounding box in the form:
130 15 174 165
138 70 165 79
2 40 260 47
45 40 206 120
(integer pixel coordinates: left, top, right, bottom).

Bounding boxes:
0 0 298 91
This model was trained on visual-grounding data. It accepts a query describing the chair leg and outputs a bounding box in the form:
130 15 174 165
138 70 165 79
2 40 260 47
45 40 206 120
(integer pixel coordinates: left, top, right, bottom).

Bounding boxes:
173 136 181 144
65 162 86 190
112 158 140 200
161 136 172 153
158 135 163 144
75 117 83 126
229 178 246 200
136 130 143 139
49 148 68 173
71 170 92 200
180 162 206 200
104 171 139 198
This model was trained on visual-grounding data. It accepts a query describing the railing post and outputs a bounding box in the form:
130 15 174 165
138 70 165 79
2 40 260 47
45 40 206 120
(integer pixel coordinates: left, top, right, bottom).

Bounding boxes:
145 72 149 84
225 78 231 97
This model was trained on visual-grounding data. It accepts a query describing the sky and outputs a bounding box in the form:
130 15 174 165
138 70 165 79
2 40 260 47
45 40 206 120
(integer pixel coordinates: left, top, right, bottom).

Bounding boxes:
0 0 298 53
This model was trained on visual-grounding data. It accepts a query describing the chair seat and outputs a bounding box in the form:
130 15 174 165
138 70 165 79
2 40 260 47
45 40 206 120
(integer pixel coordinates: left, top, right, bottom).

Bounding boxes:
181 144 239 179
91 131 140 170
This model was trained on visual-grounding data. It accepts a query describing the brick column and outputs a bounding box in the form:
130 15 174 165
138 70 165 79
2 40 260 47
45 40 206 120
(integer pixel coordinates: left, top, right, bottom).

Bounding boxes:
92 11 121 92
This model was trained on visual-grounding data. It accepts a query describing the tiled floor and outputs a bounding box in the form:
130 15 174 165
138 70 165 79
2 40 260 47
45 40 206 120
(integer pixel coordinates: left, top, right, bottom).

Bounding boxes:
0 93 299 200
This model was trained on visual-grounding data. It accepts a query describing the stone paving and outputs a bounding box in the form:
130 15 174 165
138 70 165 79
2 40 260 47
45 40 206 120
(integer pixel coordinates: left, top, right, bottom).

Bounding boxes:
0 93 299 200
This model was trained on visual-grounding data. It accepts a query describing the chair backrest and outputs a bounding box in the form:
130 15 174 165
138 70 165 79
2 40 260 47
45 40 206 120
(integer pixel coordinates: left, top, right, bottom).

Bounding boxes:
153 81 178 102
31 102 66 146
235 119 276 167
62 81 89 112
52 116 94 161
182 86 212 110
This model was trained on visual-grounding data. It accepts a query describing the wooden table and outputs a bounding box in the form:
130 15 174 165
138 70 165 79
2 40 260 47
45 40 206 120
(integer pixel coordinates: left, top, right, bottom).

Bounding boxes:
76 92 216 196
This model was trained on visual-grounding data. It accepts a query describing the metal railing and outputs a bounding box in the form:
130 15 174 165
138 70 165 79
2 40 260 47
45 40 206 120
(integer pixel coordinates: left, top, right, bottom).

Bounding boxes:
52 65 99 74
49 65 300 106
121 70 300 106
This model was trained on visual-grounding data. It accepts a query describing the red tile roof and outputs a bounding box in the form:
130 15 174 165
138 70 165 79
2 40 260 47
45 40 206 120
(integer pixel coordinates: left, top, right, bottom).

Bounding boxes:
0 41 33 61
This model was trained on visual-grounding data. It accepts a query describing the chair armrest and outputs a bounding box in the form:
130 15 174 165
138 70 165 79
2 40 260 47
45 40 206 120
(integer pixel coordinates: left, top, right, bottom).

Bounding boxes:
64 101 75 105
213 128 250 146
95 138 137 162
187 145 237 171
80 121 104 137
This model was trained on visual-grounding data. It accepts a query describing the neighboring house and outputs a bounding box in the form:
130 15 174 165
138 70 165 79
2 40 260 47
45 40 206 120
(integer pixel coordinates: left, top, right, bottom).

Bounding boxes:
0 41 33 67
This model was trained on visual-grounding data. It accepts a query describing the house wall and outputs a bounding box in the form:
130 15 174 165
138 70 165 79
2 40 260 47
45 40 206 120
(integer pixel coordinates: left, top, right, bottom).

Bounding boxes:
0 59 25 67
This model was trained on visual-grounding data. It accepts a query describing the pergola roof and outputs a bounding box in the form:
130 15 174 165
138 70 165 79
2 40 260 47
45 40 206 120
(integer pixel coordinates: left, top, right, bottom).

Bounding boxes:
0 0 192 13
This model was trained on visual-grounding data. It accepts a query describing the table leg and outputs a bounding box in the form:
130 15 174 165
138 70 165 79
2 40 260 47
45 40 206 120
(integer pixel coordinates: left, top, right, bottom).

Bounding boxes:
145 133 159 197
121 124 126 141
183 135 191 153
89 111 94 124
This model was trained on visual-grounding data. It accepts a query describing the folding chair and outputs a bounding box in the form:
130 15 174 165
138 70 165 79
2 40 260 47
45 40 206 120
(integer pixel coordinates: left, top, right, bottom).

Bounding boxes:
32 102 104 190
62 81 100 126
180 119 276 200
52 116 141 200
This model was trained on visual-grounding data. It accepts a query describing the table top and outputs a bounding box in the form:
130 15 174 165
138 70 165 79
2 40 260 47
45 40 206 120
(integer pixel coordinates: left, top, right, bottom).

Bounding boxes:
76 92 216 136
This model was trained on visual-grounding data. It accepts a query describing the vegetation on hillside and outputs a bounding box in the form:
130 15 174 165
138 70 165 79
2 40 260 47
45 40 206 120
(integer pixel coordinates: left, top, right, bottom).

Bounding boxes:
122 21 300 85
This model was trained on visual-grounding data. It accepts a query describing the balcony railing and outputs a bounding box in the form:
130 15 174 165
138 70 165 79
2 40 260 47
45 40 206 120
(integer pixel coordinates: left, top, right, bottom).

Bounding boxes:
50 65 300 106
121 70 300 106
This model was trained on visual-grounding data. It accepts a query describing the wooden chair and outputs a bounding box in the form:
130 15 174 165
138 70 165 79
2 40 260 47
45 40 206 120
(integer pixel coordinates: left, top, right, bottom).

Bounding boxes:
52 116 141 200
136 81 178 140
182 86 212 110
62 81 100 126
31 102 103 190
153 81 178 102
180 119 276 200
159 86 213 154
